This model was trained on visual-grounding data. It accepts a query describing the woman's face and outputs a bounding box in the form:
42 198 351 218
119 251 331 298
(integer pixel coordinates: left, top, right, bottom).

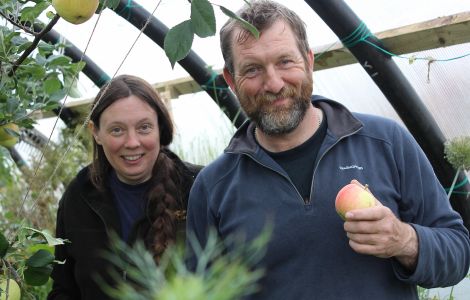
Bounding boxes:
92 95 160 185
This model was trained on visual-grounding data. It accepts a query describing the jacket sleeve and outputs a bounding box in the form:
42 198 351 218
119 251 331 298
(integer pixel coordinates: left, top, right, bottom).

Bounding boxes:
185 172 217 271
390 125 470 288
47 188 80 300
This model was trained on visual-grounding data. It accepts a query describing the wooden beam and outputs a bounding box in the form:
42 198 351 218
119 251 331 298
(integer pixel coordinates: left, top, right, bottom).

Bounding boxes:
314 11 470 70
39 11 470 119
158 11 470 98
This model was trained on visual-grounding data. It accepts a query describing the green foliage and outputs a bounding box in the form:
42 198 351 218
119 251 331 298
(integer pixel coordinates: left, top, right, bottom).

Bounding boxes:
191 0 216 38
444 136 470 171
219 6 260 39
0 0 86 128
0 125 88 297
0 232 8 259
100 228 270 300
0 227 66 297
164 20 194 69
97 0 120 12
164 0 259 68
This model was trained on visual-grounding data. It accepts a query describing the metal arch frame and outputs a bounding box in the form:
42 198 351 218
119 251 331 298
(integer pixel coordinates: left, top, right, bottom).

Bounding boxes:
304 0 470 228
113 0 247 128
20 1 469 227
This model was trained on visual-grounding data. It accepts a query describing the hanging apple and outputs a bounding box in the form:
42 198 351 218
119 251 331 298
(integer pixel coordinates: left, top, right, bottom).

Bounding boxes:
0 279 21 300
52 0 99 25
0 123 20 149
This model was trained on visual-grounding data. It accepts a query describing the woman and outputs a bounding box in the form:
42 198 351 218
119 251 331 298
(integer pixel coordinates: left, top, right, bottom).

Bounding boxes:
48 75 201 299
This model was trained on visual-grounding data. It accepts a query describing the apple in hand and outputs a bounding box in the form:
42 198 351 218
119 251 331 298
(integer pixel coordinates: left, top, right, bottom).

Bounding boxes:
0 279 21 300
52 0 99 25
335 180 377 220
0 123 20 149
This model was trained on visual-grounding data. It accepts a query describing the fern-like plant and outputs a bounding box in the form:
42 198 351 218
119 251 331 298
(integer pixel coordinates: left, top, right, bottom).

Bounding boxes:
99 228 271 300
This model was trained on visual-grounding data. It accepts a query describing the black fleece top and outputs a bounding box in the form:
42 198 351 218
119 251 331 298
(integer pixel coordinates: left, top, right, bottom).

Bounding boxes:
48 152 201 300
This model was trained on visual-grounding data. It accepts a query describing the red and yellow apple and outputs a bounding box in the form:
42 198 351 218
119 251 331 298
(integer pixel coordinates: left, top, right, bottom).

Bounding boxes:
335 180 376 220
0 123 20 149
52 0 99 25
0 279 21 300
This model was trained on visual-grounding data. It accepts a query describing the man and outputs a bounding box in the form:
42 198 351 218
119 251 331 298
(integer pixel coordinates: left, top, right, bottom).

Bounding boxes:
186 1 470 299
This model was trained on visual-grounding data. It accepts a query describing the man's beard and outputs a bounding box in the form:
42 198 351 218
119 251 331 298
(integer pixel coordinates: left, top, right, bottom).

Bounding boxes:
236 75 313 136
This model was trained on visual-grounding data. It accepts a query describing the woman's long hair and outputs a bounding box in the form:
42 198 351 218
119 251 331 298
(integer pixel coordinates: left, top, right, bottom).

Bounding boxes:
89 74 193 261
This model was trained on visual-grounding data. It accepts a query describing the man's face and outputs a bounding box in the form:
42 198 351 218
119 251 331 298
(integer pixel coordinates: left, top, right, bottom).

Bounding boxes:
224 20 314 135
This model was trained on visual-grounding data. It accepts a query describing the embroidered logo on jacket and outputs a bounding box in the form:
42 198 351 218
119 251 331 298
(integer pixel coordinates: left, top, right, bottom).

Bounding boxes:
339 165 364 171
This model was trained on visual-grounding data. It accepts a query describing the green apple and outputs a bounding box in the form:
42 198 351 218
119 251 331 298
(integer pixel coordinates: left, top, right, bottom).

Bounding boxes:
0 123 20 149
0 279 21 300
335 180 376 220
52 0 99 25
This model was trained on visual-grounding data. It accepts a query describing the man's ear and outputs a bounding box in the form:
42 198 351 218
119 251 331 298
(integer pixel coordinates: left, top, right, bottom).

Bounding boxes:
223 67 236 91
307 49 314 72
88 121 102 145
307 49 315 72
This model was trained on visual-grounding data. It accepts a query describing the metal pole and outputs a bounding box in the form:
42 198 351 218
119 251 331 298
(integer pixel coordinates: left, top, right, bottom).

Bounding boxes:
304 0 470 229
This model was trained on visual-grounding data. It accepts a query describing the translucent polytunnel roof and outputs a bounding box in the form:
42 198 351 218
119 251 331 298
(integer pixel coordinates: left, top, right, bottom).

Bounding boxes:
36 0 470 158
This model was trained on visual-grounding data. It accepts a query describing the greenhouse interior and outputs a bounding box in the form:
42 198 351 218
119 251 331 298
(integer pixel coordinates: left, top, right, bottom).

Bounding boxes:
1 0 470 299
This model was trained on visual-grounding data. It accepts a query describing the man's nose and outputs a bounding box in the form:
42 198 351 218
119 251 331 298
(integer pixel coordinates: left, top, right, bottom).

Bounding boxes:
263 66 284 94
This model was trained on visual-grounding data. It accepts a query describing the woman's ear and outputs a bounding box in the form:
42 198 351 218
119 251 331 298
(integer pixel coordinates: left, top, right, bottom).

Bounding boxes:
88 121 102 145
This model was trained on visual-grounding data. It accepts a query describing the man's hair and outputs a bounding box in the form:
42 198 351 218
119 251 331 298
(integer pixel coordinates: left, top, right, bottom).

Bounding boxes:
220 0 310 75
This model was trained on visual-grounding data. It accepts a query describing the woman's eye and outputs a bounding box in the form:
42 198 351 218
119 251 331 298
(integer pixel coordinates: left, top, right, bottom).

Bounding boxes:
139 123 152 133
110 127 123 135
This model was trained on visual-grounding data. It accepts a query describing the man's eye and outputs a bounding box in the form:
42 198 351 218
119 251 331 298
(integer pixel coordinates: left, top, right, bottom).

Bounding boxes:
243 67 261 78
280 59 293 66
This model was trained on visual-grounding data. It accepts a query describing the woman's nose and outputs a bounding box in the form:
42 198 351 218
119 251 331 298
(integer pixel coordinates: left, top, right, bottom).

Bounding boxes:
125 131 140 148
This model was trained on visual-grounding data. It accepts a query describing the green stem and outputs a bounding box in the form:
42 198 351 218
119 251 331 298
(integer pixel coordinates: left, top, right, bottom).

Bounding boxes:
8 14 60 76
447 166 462 200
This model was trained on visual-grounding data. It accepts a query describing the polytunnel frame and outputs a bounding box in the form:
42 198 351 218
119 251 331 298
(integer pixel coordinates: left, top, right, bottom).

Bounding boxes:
304 0 470 228
30 0 470 229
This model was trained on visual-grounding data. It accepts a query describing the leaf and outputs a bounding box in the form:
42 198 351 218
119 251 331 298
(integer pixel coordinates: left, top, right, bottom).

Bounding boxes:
17 41 33 54
24 227 69 247
6 98 18 115
26 249 55 268
19 2 50 23
0 231 8 258
164 20 194 68
47 55 72 67
191 0 216 38
69 61 86 74
37 42 56 57
220 6 259 39
28 243 54 255
99 0 120 10
24 265 53 286
64 76 82 98
44 77 62 94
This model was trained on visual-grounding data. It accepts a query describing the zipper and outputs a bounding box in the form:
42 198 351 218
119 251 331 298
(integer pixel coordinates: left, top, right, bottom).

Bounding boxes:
226 151 305 205
226 126 363 206
309 128 363 202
